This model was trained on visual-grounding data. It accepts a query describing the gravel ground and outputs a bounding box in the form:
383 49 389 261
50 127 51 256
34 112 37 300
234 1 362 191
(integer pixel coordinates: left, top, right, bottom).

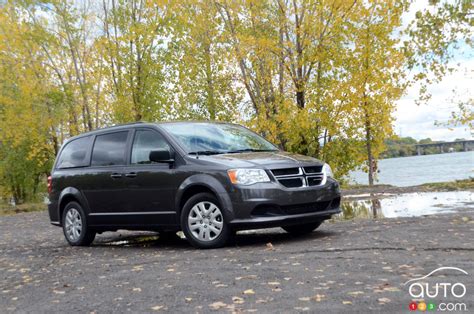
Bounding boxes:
1 211 473 313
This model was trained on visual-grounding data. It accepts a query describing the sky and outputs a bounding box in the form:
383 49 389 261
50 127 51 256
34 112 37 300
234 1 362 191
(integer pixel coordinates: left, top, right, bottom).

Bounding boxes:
393 0 473 142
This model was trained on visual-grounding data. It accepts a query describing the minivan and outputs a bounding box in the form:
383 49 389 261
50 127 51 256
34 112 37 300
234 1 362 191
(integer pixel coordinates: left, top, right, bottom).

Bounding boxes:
48 122 341 249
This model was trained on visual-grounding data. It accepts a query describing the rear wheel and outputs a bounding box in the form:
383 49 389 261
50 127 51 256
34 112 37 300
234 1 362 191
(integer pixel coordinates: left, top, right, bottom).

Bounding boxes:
62 202 95 246
282 221 322 235
180 193 231 249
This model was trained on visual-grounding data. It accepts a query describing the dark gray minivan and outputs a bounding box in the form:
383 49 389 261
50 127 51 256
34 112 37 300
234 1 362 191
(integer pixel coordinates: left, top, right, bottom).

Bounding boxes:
48 122 341 248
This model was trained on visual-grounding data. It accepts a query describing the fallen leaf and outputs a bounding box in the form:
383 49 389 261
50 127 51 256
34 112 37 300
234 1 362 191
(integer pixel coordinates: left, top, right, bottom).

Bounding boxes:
348 291 364 296
235 275 257 280
232 296 244 304
342 301 352 305
209 301 227 310
243 289 255 295
268 282 280 286
313 294 325 302
53 290 65 295
378 297 391 304
132 287 142 292
151 305 164 311
185 297 193 302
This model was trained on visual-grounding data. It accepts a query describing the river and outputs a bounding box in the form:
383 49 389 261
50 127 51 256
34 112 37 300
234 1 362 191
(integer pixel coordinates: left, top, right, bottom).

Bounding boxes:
348 151 474 187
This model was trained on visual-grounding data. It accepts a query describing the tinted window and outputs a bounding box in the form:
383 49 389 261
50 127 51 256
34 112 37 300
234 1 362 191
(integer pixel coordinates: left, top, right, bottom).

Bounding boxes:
57 136 91 169
131 129 170 164
91 132 128 166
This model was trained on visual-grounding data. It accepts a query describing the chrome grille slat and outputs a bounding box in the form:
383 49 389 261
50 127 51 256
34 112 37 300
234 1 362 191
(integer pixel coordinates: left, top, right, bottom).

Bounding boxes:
270 166 325 188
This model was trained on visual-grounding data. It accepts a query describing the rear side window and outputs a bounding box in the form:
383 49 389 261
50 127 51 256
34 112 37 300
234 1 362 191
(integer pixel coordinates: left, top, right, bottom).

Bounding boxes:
56 136 91 169
91 131 129 166
131 129 170 164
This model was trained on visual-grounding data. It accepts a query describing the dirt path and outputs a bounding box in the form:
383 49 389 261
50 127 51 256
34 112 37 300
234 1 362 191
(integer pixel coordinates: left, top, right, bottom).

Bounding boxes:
1 211 473 313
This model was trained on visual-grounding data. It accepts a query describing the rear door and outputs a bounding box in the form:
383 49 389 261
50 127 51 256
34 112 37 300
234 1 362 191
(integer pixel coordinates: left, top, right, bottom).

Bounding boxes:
83 130 131 225
121 128 177 225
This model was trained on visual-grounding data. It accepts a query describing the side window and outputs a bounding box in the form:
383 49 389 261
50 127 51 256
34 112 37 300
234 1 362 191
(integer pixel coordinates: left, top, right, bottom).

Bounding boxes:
131 129 170 164
57 136 91 169
91 131 129 166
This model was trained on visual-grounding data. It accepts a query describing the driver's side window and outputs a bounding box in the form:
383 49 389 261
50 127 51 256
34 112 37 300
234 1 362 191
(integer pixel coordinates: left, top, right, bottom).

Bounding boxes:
131 129 170 164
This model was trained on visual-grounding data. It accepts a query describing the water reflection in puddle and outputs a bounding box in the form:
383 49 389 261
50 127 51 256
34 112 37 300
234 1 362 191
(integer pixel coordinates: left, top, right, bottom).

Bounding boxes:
339 191 474 220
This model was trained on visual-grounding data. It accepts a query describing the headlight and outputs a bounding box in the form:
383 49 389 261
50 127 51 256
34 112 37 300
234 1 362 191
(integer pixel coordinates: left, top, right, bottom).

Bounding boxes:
322 163 333 178
227 168 271 185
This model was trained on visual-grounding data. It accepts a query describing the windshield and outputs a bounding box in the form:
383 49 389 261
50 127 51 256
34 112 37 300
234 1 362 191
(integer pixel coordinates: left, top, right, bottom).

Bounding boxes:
160 122 278 154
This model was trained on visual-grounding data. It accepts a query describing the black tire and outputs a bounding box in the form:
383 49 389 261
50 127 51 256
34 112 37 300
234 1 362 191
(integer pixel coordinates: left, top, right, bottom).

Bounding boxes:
62 201 96 246
180 193 232 249
282 221 322 235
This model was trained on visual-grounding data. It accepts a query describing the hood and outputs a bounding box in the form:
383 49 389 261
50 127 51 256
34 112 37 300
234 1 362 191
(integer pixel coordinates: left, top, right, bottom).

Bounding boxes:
197 151 324 169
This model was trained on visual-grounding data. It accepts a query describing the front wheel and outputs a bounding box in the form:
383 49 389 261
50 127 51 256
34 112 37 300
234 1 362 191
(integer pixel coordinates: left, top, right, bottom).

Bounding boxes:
180 193 232 249
62 202 96 246
282 221 322 235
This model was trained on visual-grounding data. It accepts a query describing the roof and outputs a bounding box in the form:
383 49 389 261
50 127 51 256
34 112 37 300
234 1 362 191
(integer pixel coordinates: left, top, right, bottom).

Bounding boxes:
64 120 239 142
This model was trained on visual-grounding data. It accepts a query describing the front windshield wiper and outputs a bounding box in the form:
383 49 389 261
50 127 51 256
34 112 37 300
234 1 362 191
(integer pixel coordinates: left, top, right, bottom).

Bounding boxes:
188 150 225 156
225 149 279 154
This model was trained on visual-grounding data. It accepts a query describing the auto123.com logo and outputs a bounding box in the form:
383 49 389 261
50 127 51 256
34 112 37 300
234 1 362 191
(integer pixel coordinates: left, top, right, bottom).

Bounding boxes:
404 267 469 312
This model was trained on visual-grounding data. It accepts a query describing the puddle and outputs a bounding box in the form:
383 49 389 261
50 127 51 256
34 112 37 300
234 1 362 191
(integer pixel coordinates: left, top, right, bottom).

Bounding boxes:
338 191 474 220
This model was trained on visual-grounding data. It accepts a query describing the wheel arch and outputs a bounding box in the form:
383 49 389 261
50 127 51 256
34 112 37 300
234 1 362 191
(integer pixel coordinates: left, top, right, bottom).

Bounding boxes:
58 187 90 226
175 174 234 222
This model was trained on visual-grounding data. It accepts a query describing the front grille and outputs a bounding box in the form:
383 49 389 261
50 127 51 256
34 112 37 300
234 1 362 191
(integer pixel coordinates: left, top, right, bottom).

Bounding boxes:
281 201 331 215
270 165 325 188
270 167 301 177
279 177 304 188
303 166 323 174
307 175 324 186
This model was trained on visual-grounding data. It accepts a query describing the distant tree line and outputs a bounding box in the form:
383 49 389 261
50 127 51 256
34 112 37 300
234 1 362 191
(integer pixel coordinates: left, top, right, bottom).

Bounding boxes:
381 137 469 158
0 0 471 203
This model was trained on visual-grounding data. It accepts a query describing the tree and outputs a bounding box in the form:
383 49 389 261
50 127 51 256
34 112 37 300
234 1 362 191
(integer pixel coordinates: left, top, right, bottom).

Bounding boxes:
99 0 173 122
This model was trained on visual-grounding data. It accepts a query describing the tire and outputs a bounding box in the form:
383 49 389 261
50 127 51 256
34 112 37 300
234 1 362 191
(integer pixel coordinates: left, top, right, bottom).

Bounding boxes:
282 221 322 235
62 201 96 246
180 193 231 249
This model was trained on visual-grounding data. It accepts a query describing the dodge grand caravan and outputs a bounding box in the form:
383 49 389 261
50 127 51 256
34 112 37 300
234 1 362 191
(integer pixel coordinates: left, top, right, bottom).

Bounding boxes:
48 122 341 248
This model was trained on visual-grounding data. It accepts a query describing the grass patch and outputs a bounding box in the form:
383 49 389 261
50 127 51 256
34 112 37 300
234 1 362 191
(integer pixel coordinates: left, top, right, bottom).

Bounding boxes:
341 183 393 190
0 202 46 216
418 178 474 191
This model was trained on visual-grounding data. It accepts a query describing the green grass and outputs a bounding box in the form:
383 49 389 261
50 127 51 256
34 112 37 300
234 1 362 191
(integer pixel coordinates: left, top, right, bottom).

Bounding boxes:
0 202 46 216
418 178 474 191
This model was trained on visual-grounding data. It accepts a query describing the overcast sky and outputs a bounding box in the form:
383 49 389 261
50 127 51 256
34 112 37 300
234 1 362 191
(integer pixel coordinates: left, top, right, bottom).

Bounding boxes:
394 0 473 142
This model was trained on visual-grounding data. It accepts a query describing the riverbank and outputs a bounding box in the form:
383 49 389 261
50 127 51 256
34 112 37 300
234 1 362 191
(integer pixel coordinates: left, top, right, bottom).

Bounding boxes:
342 178 474 201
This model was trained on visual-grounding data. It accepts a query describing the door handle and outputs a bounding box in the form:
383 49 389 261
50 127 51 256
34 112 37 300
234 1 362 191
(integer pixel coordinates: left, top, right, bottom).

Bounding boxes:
125 172 137 178
110 173 123 179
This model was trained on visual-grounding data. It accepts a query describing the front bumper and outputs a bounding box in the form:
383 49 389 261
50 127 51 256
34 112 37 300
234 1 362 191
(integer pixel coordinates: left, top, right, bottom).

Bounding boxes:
226 177 341 230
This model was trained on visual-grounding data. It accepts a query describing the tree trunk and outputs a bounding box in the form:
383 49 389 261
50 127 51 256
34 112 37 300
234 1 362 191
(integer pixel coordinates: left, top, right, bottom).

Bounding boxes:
204 39 216 120
364 106 374 186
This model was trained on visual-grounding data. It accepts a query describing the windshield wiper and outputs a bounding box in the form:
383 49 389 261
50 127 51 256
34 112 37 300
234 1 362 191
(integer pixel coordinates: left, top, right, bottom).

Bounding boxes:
225 149 279 154
188 150 224 156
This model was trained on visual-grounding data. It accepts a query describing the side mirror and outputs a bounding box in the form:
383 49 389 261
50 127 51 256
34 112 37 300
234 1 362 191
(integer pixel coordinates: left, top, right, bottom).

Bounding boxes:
149 149 174 163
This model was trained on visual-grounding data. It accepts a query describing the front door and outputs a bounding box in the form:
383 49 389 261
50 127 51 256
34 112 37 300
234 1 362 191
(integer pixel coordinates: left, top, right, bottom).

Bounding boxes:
121 128 177 226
